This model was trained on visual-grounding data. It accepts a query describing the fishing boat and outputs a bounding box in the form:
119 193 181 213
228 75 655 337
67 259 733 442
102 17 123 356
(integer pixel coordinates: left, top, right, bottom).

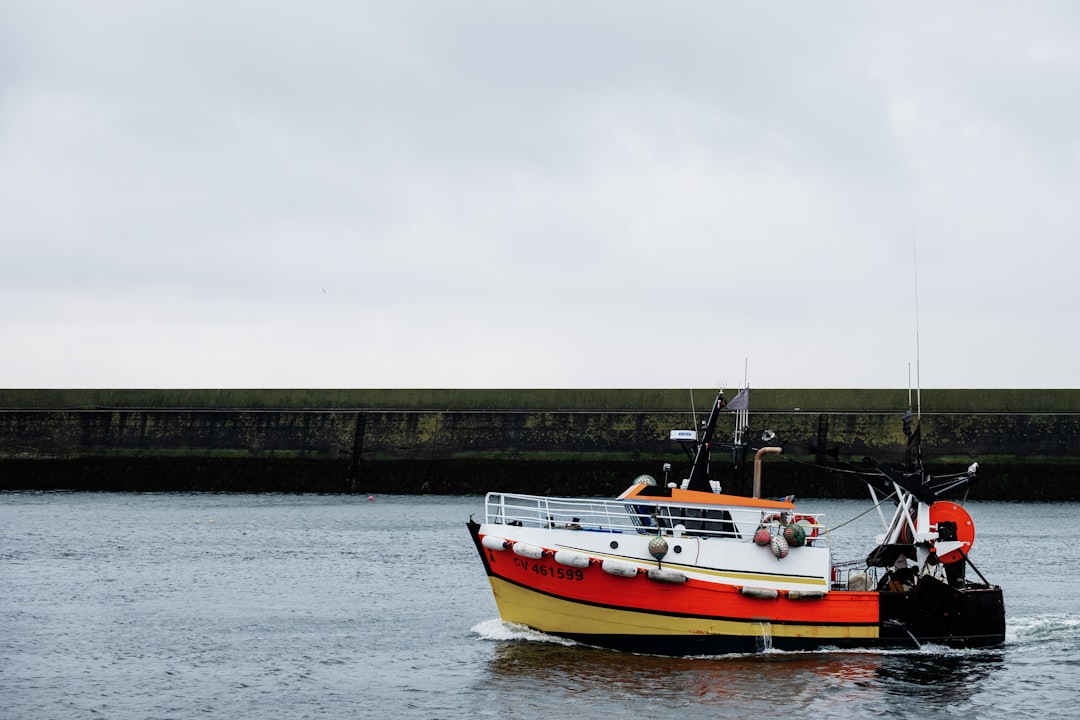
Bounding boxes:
467 388 1005 655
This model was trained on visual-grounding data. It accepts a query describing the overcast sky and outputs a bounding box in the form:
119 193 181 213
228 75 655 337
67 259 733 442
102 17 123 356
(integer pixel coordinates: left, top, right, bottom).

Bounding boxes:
2 2 1078 389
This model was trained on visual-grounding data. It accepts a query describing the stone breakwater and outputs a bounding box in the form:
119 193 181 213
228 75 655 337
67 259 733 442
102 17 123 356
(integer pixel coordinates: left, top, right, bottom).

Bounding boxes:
2 392 1080 498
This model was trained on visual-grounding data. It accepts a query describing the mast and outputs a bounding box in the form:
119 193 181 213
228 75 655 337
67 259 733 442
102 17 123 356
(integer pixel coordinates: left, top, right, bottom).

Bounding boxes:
684 391 727 493
682 386 750 493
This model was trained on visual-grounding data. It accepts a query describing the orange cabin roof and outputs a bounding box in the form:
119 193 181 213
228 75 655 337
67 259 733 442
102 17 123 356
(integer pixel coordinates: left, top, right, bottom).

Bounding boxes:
617 483 796 510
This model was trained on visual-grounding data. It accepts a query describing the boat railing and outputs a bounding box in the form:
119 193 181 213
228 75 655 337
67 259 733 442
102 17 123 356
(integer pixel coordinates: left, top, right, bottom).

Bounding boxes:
483 491 826 543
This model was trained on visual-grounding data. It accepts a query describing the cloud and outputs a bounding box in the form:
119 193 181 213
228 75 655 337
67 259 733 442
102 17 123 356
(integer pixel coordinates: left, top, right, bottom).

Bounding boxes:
2 2 1079 388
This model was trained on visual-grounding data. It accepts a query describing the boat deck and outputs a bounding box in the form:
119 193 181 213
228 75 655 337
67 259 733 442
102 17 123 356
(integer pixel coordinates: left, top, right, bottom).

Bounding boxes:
483 491 827 545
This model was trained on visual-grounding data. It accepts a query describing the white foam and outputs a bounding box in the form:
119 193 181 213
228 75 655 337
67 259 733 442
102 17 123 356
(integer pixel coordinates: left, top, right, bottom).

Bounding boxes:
1007 614 1080 644
470 618 577 645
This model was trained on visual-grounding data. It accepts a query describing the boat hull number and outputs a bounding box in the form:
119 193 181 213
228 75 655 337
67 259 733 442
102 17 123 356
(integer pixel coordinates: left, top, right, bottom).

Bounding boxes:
512 556 584 581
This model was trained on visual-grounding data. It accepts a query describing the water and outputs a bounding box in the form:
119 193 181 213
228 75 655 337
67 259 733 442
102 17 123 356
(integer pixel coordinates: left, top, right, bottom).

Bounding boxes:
2 492 1078 719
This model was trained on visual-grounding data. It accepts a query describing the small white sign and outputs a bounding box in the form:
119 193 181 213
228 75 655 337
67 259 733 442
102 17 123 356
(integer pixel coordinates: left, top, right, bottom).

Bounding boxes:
669 430 697 441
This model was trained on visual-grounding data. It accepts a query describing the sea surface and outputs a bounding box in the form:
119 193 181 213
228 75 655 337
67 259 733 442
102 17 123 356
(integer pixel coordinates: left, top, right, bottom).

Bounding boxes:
2 491 1078 719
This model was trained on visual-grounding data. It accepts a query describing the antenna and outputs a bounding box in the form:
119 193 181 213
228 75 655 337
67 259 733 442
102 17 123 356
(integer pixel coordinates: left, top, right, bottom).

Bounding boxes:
912 235 922 419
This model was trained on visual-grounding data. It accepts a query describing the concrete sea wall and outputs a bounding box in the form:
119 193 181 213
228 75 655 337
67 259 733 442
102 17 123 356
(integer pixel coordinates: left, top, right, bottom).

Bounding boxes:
1 388 1079 499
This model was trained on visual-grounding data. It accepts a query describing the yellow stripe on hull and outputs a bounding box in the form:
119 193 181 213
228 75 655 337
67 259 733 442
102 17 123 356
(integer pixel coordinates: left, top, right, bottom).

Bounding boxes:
489 576 879 641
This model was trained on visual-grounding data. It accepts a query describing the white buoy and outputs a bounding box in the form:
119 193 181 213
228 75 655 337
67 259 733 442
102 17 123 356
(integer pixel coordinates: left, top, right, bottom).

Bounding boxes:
740 586 779 599
848 573 872 591
553 550 590 568
481 535 509 551
601 559 638 577
647 568 687 584
788 590 826 600
512 542 544 560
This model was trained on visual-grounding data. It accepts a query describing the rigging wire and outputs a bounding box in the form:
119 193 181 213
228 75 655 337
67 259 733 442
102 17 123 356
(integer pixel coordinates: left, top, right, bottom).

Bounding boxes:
824 490 899 535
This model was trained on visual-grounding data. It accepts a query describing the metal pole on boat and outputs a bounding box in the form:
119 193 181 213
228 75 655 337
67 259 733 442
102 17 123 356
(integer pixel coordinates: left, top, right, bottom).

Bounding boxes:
868 485 889 529
959 549 992 587
752 447 782 499
685 392 726 493
912 235 922 421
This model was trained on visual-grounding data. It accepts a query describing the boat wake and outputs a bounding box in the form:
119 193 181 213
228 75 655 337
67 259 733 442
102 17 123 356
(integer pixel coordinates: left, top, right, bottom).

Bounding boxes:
689 642 994 661
471 618 578 646
470 619 1000 661
1007 614 1080 645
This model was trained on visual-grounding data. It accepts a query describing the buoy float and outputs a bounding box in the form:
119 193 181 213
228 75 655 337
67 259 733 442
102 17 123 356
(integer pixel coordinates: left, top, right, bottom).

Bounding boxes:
481 535 509 551
753 526 772 546
787 590 826 600
601 559 639 577
647 568 688 584
783 523 807 548
512 542 545 560
648 536 669 561
740 586 779 599
553 550 590 568
770 534 789 559
847 572 872 591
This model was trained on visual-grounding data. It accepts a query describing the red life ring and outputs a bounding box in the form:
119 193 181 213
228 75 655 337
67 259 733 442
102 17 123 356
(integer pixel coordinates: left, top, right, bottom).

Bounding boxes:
793 514 820 539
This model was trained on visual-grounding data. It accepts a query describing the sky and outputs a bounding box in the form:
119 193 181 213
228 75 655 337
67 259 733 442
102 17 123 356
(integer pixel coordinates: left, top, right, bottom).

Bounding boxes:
2 2 1078 389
